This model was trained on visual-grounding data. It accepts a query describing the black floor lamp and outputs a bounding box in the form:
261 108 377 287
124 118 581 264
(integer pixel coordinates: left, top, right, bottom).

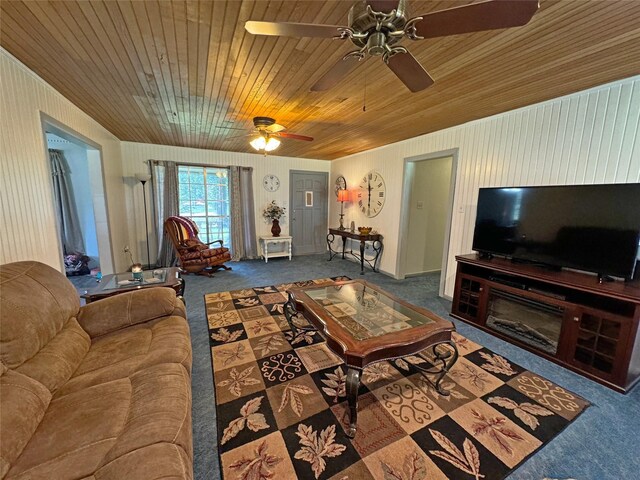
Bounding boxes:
135 173 152 269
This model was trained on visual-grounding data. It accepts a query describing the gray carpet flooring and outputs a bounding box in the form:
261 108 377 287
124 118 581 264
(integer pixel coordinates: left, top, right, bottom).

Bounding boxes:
72 254 640 479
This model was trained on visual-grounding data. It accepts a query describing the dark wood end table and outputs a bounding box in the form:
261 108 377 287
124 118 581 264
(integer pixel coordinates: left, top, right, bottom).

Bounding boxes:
285 279 457 438
80 267 184 304
326 228 383 274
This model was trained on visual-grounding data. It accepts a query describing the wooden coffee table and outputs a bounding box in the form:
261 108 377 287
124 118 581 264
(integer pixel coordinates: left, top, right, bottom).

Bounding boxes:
285 279 458 437
81 267 184 304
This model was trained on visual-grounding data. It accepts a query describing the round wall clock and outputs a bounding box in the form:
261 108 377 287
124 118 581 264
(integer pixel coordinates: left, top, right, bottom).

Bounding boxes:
357 171 386 218
335 175 347 196
263 174 280 192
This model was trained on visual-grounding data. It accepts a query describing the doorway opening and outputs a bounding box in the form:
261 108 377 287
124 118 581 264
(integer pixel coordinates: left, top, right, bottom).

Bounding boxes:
397 150 457 298
42 118 113 285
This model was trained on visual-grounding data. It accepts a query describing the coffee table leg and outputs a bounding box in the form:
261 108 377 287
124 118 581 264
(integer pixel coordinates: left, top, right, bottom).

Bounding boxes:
284 293 299 335
346 367 361 438
284 293 316 336
413 340 459 396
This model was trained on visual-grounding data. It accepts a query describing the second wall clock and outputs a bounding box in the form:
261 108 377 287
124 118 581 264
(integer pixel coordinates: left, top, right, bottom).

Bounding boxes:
357 170 385 218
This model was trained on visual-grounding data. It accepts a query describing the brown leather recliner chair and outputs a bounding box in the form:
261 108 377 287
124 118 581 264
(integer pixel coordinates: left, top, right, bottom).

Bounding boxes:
164 215 232 277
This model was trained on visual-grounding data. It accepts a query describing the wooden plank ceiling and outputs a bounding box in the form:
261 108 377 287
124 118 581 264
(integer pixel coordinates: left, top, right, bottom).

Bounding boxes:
1 0 639 160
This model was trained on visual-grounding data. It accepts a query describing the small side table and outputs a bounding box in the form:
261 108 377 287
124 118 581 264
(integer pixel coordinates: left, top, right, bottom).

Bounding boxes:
80 267 184 303
259 235 292 263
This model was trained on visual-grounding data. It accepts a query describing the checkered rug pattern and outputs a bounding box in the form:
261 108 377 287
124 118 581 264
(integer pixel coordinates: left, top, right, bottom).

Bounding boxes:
207 278 588 480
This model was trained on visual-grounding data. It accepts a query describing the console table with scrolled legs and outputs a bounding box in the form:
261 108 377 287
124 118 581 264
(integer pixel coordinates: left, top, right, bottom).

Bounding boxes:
326 228 383 275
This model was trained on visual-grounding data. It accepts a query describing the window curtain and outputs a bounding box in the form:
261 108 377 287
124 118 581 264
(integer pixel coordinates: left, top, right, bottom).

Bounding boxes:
49 149 85 254
151 160 178 267
229 166 258 260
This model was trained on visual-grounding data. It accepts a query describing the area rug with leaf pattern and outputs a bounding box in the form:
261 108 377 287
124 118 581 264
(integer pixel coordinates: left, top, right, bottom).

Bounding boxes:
206 277 589 480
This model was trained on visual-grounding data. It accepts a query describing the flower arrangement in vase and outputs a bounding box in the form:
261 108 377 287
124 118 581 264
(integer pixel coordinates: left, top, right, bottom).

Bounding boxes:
263 200 286 237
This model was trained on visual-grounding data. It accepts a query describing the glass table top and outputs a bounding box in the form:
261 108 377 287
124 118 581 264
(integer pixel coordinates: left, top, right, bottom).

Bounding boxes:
303 282 436 340
101 269 168 292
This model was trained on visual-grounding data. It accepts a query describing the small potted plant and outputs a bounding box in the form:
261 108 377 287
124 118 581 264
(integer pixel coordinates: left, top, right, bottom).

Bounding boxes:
263 200 286 237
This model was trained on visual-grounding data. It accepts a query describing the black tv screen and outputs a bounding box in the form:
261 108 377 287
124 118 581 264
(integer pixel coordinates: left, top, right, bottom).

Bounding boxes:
472 184 640 279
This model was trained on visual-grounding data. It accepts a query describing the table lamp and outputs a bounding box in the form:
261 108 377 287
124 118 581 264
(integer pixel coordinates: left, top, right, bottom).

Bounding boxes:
337 189 349 230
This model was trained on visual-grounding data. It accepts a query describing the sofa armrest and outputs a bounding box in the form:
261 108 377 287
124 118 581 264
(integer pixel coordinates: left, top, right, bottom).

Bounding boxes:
78 287 186 338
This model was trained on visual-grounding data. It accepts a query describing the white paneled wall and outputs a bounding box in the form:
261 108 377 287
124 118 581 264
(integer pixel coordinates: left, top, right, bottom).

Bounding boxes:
120 142 330 264
0 49 128 273
330 76 640 298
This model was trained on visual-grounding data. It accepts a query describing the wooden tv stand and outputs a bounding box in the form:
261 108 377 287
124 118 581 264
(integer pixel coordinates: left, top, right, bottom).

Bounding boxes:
451 254 640 392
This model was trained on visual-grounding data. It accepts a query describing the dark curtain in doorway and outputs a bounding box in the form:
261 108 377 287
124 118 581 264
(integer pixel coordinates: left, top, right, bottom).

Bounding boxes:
49 149 85 254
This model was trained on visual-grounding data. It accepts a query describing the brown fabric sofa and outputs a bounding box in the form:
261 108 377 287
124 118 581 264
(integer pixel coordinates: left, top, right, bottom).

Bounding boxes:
0 261 193 480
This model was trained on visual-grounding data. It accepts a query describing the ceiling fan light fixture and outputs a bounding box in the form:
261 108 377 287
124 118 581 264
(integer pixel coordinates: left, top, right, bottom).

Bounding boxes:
250 135 267 151
264 137 281 152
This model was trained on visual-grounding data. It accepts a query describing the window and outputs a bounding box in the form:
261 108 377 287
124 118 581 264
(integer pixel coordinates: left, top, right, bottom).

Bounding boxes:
178 165 231 249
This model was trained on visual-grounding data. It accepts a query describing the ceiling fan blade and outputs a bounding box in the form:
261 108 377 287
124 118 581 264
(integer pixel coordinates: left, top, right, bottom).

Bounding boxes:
265 123 286 133
386 50 434 93
245 21 345 38
310 55 363 92
414 0 539 39
279 132 314 142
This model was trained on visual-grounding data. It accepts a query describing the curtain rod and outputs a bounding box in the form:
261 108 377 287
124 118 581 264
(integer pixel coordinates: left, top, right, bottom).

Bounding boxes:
146 159 252 171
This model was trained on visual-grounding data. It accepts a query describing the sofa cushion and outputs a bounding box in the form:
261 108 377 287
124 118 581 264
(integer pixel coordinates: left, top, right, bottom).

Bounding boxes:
55 316 191 398
0 262 81 370
0 365 52 479
15 318 90 393
78 288 186 339
6 363 191 480
94 443 192 480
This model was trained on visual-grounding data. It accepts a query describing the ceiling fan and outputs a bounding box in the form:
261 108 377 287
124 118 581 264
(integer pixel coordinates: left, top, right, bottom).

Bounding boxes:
245 0 540 93
238 117 314 153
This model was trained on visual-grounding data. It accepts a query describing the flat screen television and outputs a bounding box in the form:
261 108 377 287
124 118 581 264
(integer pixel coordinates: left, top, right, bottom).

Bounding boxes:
472 183 640 279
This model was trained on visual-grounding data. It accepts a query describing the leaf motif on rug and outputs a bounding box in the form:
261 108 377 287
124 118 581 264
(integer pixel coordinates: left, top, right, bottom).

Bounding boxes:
470 409 525 455
380 450 427 480
270 303 284 314
488 397 553 430
451 363 490 390
217 366 261 397
321 366 346 403
233 289 256 298
452 332 473 352
254 286 277 293
221 396 269 445
207 301 230 312
237 298 260 307
479 352 517 376
364 362 394 383
286 329 317 345
217 343 248 367
250 320 275 336
256 334 286 356
211 327 243 343
294 424 346 479
428 429 484 480
229 440 281 480
278 383 313 417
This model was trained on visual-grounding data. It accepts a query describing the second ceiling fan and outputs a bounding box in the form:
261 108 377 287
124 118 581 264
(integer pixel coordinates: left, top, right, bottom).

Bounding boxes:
246 0 540 93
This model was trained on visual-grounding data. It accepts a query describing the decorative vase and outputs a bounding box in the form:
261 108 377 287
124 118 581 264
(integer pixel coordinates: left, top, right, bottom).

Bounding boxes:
271 219 281 237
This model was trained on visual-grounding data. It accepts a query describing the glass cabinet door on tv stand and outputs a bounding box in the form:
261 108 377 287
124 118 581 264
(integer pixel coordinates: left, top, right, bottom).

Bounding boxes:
564 306 633 385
